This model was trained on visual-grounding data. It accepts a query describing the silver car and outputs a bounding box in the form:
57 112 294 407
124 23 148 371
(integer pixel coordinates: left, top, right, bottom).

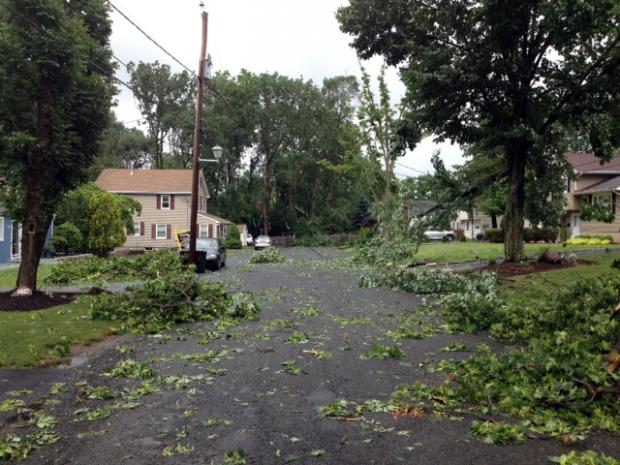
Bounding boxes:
246 233 254 246
254 235 272 250
424 229 455 241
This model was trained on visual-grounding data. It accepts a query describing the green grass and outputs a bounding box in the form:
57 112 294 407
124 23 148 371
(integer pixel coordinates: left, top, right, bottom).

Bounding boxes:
0 265 52 289
0 300 116 368
414 242 618 263
499 253 620 303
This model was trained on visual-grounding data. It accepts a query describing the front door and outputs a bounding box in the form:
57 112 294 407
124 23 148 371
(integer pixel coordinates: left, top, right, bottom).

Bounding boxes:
11 222 21 259
570 214 581 238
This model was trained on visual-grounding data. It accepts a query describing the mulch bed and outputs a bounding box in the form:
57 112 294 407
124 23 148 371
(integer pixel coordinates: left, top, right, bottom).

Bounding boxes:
484 259 592 278
0 287 105 312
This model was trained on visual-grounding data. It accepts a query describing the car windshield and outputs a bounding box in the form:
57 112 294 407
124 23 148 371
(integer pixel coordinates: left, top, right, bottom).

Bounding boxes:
257 235 270 241
197 239 219 249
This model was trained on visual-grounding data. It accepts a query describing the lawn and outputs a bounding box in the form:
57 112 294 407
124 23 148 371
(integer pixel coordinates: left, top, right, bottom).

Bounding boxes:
0 264 52 289
0 300 116 368
415 241 619 263
499 252 620 302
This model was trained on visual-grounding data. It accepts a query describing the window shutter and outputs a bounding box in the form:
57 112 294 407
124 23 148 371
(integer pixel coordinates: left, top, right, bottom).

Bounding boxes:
170 195 175 210
156 195 161 210
612 193 617 214
167 224 172 240
151 224 156 239
208 224 213 238
140 222 145 236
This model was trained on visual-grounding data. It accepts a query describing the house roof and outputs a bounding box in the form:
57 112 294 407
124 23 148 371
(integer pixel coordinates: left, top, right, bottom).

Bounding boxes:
575 175 620 195
565 152 620 175
96 169 197 194
409 200 437 217
200 213 232 225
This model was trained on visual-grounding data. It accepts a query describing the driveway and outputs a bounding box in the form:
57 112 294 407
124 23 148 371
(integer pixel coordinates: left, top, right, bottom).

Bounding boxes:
1 247 618 464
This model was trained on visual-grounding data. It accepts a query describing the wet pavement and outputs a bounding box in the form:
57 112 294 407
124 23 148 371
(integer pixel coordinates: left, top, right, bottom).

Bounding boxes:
1 248 618 464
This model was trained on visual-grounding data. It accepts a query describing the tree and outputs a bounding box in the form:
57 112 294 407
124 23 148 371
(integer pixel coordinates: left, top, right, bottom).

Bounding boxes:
127 61 193 169
338 0 620 261
87 120 151 179
88 191 126 257
358 65 417 199
56 183 141 252
0 0 115 294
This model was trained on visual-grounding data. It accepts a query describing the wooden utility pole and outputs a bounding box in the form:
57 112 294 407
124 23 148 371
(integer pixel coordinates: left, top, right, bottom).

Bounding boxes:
189 11 209 266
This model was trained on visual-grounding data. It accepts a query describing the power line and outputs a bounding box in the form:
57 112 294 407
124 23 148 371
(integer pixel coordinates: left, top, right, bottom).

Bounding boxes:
105 0 230 108
0 0 145 100
395 162 428 175
105 0 195 75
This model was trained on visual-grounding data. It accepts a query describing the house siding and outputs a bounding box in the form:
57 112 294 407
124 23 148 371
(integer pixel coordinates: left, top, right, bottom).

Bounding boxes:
565 175 611 211
121 192 220 250
573 196 620 242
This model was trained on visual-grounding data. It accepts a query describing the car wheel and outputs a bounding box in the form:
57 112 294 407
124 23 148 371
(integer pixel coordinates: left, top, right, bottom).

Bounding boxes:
447 235 455 241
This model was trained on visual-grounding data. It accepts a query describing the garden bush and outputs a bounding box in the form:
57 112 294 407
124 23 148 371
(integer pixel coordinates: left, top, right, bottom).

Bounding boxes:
523 227 558 243
250 247 285 264
224 224 242 249
484 228 504 243
53 222 83 255
566 235 614 245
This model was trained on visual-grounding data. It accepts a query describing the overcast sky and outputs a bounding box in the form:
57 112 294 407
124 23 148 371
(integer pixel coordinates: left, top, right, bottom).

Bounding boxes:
109 0 465 176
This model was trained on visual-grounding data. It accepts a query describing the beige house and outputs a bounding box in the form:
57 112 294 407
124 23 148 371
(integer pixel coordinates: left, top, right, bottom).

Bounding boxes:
451 210 500 239
563 152 620 242
95 169 232 250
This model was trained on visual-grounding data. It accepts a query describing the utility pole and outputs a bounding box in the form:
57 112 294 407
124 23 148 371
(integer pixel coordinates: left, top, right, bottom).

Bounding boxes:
189 11 209 266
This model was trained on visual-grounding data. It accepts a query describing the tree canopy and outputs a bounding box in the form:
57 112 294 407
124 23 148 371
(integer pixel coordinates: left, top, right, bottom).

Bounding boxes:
338 0 620 260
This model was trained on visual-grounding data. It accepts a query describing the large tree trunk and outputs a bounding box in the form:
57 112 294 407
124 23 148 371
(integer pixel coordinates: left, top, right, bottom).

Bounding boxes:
12 96 52 297
263 158 271 235
504 147 527 262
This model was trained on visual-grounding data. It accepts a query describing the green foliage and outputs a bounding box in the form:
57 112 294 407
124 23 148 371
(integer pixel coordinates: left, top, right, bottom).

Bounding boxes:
224 224 242 249
550 451 619 465
484 229 504 243
88 191 126 257
388 271 620 441
286 331 311 344
567 235 614 246
86 253 259 333
44 251 177 285
250 248 285 264
319 399 356 418
0 0 116 289
523 227 559 243
53 222 83 255
338 0 620 261
580 201 616 224
360 344 405 360
470 421 527 445
108 359 157 380
56 183 141 252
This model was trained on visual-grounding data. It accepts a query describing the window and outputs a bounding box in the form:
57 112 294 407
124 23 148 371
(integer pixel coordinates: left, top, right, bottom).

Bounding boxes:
133 223 140 237
199 224 209 238
565 177 571 193
156 224 167 240
161 194 171 209
0 217 4 242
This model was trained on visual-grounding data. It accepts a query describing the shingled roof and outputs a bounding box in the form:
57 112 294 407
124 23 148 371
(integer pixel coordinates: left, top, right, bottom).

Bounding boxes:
565 152 620 175
96 169 196 194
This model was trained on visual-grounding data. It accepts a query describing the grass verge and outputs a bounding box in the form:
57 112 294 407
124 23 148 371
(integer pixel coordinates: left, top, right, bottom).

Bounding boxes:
0 265 52 289
0 300 116 368
415 242 617 263
500 253 620 302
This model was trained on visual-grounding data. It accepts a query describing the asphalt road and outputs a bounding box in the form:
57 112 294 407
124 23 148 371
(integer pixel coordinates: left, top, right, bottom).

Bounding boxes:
1 247 618 465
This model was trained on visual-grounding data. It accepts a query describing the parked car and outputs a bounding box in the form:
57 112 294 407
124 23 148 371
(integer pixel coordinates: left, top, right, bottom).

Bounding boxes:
254 235 272 250
423 228 456 241
178 234 226 273
246 233 254 246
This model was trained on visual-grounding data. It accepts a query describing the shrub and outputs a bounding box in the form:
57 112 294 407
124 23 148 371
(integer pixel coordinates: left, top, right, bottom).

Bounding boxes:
484 229 504 243
224 224 242 249
295 233 335 247
88 191 126 257
454 228 465 240
250 247 285 264
566 235 614 245
53 222 83 254
359 227 375 244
